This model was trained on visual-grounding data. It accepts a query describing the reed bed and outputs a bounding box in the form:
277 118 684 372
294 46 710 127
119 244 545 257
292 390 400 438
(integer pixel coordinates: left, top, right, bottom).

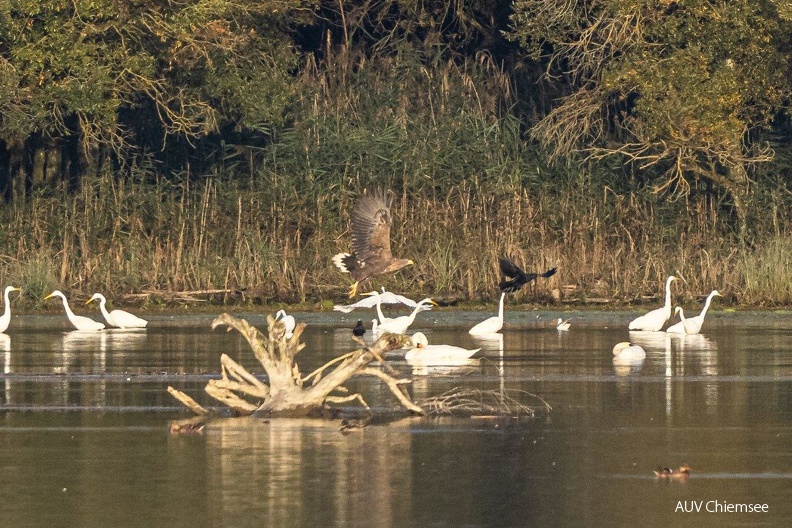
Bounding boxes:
1 47 790 308
0 168 789 308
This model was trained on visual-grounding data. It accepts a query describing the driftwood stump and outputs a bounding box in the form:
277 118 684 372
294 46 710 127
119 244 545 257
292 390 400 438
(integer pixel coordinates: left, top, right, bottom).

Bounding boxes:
168 313 424 418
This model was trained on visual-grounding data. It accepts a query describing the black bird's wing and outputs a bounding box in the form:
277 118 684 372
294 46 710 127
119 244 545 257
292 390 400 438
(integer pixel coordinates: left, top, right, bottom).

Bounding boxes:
498 257 526 292
498 258 557 293
498 257 523 279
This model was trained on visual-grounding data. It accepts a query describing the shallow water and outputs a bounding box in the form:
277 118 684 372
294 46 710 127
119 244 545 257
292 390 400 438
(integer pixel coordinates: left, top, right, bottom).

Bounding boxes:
1 309 791 527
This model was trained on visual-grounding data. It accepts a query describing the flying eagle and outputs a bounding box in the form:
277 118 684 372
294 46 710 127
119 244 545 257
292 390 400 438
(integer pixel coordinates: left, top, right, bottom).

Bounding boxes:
332 189 414 297
498 257 557 293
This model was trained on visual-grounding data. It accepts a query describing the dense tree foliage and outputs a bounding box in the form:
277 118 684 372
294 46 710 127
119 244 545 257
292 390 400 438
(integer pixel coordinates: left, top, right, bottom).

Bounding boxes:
509 0 792 238
2 1 792 302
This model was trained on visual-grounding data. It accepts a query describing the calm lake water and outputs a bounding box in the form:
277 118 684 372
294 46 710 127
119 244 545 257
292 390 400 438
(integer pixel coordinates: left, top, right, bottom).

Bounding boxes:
1 309 791 527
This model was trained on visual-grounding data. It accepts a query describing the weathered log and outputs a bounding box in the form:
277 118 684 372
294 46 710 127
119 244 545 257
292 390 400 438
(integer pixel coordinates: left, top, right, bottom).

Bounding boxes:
168 312 425 418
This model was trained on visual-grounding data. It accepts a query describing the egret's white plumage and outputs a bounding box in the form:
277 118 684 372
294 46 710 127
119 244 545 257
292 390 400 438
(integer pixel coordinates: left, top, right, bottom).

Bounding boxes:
45 290 105 331
612 341 646 360
556 318 571 331
0 286 21 333
665 307 687 334
87 293 148 329
334 287 432 314
666 290 721 335
405 332 480 363
275 309 296 338
628 276 678 331
469 292 505 335
362 290 395 325
375 298 436 334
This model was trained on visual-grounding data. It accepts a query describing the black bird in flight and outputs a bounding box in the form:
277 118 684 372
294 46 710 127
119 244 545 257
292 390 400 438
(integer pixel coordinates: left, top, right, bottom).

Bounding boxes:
352 320 366 337
498 257 557 293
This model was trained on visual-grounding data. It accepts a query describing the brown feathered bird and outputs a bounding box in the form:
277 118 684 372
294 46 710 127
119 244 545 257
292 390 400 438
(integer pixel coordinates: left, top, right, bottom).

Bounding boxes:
333 189 414 297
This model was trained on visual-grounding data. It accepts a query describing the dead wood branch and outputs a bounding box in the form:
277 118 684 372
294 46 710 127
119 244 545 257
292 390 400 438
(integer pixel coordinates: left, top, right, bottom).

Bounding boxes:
170 313 423 418
418 387 552 417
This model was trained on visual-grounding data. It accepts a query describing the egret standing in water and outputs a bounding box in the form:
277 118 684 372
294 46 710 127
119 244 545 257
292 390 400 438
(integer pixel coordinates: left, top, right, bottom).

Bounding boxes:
86 293 148 329
45 290 105 331
332 188 414 298
628 275 678 332
374 298 436 334
469 292 505 335
666 290 721 335
0 286 21 333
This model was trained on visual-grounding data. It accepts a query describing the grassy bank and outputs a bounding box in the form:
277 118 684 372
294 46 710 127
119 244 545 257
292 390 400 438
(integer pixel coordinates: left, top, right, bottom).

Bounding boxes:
1 167 791 310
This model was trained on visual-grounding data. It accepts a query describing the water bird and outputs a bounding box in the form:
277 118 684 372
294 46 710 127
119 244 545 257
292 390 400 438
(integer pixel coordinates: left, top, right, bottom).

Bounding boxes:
374 298 436 334
334 287 431 313
469 292 505 335
332 188 414 297
666 290 721 335
353 320 366 337
612 341 646 360
405 332 480 362
498 257 557 293
556 318 571 331
362 290 395 325
86 293 148 329
0 286 21 333
654 465 691 480
44 290 105 331
628 275 678 331
275 309 296 338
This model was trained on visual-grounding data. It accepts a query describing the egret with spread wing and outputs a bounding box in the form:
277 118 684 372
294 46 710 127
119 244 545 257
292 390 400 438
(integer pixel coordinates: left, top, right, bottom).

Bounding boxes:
498 257 557 293
333 287 430 313
333 189 414 297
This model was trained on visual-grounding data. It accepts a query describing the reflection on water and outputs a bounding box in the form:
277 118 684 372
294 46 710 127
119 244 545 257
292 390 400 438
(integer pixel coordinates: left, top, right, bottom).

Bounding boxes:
0 312 791 526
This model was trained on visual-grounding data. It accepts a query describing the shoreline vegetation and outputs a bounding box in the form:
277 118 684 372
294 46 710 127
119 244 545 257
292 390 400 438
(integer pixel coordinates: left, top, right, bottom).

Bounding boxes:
3 3 792 310
2 170 792 311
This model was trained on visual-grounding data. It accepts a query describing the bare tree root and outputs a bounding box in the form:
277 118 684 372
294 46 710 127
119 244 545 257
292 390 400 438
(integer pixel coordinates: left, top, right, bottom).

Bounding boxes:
167 313 424 418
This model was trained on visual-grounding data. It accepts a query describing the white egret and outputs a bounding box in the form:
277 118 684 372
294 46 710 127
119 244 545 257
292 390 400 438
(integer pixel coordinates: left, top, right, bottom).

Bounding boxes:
556 318 571 331
275 309 296 338
361 290 395 325
405 332 480 363
469 292 505 335
375 298 436 334
0 286 21 333
612 341 646 360
44 290 105 331
628 275 678 331
334 287 431 313
86 293 148 329
666 290 721 335
665 307 687 334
